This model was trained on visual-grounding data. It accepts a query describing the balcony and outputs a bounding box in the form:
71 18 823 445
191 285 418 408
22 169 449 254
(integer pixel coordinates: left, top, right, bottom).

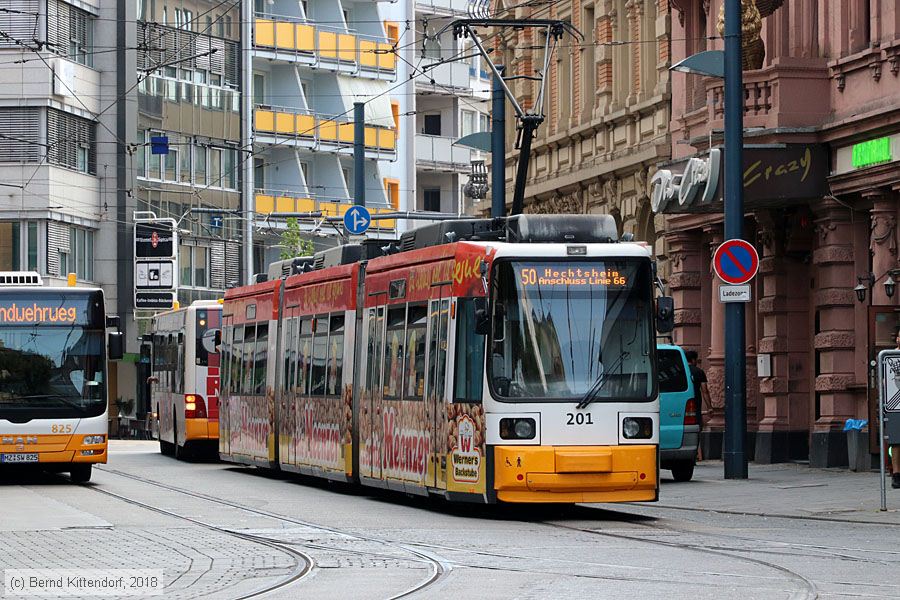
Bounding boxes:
680 60 830 144
254 193 396 230
415 0 472 15
415 59 473 95
254 107 396 158
253 16 396 79
415 134 471 172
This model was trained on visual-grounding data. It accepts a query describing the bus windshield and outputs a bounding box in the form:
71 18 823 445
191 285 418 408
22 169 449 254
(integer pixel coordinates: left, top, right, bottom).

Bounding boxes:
0 327 106 419
489 259 655 402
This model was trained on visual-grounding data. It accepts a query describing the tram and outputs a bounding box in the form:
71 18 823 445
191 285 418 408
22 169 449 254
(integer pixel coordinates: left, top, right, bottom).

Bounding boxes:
219 215 672 503
149 300 222 459
0 272 123 482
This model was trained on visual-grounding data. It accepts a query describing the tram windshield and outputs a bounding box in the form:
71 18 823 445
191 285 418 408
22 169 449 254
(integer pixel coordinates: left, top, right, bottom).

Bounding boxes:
489 259 656 402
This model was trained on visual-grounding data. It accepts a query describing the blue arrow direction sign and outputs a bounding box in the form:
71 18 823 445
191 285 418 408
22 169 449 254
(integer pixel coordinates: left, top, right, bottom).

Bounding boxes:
343 205 371 235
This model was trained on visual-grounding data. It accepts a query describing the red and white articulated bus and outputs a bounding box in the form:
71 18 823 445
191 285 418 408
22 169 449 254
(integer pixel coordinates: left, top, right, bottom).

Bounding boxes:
219 214 671 504
150 300 221 459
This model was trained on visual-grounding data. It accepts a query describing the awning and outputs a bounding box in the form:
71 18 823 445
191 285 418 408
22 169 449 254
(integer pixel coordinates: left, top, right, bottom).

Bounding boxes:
335 76 394 128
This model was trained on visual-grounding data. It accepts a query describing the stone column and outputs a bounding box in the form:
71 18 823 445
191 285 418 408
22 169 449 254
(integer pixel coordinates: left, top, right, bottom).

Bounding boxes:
666 229 703 349
810 199 858 467
869 192 898 306
703 226 726 459
755 213 793 462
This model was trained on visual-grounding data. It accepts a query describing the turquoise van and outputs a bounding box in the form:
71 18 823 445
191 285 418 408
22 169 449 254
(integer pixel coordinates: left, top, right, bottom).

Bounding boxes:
657 344 699 482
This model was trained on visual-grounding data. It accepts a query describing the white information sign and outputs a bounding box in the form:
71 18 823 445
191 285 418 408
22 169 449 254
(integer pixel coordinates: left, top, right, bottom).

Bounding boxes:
719 284 751 303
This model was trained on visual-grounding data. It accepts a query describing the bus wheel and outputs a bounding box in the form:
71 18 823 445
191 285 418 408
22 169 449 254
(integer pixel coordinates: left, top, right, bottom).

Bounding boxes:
159 438 174 456
70 465 92 483
173 411 189 460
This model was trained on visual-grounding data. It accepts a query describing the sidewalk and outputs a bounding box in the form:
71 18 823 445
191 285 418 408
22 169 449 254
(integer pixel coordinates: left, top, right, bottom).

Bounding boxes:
648 461 900 524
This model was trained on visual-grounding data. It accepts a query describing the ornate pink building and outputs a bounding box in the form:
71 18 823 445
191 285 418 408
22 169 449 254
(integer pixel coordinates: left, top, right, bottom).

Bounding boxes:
659 0 900 466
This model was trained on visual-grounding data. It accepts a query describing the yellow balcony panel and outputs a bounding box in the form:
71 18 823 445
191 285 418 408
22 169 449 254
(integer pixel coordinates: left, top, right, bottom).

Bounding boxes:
275 21 296 50
275 111 295 134
318 31 337 58
255 110 275 132
256 195 275 214
375 208 395 230
318 202 338 216
337 204 350 216
296 198 316 213
255 19 275 47
319 120 338 141
337 33 357 62
296 24 315 52
359 40 377 67
364 127 377 148
378 128 396 150
295 114 316 136
338 122 354 143
275 196 295 212
376 43 395 70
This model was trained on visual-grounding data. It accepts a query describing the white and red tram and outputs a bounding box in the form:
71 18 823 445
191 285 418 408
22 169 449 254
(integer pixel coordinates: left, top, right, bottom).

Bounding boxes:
219 215 668 503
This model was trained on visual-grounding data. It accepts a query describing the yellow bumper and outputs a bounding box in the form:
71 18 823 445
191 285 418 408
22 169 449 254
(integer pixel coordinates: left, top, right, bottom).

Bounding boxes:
185 418 219 441
493 445 657 503
0 434 107 464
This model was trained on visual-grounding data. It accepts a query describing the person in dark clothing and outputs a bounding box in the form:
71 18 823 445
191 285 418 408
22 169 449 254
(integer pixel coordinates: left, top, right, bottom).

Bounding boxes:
685 350 710 460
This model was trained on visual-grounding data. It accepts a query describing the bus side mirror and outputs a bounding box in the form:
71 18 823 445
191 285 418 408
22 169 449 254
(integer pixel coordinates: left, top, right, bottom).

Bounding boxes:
474 297 491 335
656 296 674 334
108 331 124 361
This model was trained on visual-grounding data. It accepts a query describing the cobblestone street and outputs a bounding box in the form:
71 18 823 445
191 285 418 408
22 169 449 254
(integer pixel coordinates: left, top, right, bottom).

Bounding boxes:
1 441 898 599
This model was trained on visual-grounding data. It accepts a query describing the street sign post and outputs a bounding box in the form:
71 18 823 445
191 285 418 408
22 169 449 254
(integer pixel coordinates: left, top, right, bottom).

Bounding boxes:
134 215 178 312
713 239 759 286
343 205 371 236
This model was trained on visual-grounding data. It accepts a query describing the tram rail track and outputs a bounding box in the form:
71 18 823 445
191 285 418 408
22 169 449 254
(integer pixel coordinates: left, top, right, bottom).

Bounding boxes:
92 466 451 599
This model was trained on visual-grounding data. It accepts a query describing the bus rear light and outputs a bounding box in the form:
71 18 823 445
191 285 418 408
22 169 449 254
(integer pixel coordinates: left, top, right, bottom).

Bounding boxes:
82 435 105 445
683 399 698 426
185 394 207 419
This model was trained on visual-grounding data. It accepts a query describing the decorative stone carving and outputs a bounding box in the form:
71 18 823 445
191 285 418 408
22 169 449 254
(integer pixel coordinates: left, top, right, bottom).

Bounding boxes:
525 192 583 214
870 213 897 256
814 221 837 242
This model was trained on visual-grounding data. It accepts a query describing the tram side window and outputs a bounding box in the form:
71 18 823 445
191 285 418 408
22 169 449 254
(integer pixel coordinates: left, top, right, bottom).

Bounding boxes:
219 325 231 394
365 309 378 397
454 299 485 403
427 300 450 401
231 325 244 395
283 318 294 392
255 323 268 395
310 316 327 396
327 315 344 397
242 324 256 395
383 306 406 400
405 305 427 401
297 318 312 396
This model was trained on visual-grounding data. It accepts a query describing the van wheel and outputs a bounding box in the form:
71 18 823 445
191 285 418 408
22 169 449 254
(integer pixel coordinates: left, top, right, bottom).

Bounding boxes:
70 464 92 483
671 461 695 482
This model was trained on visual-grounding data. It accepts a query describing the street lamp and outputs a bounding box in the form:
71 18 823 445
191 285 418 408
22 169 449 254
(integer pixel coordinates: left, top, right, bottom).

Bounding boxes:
669 0 747 479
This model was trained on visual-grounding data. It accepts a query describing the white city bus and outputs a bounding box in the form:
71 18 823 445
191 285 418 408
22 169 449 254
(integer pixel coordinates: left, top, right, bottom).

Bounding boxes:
150 300 221 459
0 272 123 482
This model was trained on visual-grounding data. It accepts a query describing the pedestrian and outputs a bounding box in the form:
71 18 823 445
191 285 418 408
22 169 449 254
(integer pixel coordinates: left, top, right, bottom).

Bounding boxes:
685 350 710 461
891 329 900 489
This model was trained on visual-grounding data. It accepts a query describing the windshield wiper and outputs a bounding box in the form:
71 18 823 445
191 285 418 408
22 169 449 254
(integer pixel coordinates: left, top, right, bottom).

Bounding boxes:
576 351 630 409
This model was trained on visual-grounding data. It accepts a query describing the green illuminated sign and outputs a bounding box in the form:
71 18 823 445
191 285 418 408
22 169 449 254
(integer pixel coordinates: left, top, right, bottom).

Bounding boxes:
852 136 892 169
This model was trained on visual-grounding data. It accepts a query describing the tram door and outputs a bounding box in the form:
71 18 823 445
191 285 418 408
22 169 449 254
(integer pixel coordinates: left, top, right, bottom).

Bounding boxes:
869 306 900 453
426 296 450 489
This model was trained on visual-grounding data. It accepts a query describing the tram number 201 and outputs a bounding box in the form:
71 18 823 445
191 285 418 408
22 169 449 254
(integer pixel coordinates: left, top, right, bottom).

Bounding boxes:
566 413 594 425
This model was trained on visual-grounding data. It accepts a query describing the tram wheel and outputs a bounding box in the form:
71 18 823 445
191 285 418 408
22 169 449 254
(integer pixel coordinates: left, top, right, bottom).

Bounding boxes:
70 464 92 483
671 460 695 482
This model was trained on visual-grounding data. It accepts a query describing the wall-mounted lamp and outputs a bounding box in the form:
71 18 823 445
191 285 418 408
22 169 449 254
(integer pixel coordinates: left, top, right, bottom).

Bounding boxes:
886 274 897 299
855 274 875 303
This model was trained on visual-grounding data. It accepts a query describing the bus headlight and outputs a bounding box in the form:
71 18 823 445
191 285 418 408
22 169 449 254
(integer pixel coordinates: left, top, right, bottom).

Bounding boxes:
83 435 105 445
622 417 652 439
500 418 536 440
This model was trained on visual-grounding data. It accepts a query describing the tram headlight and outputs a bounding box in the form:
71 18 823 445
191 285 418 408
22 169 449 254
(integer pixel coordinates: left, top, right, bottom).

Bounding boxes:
499 418 536 440
622 417 652 439
83 435 105 445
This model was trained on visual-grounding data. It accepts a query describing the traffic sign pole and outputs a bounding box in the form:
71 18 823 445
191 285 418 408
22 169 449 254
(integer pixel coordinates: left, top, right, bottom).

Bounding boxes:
723 0 748 479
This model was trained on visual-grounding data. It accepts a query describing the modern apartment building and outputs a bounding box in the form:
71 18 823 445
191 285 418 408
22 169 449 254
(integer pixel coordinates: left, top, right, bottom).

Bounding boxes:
409 0 491 216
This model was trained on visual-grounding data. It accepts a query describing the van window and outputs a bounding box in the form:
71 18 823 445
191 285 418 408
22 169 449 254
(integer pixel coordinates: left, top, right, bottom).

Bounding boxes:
658 349 688 393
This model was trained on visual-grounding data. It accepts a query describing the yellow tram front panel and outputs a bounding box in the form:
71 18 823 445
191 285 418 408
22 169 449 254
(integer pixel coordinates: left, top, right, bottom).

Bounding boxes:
493 445 657 503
